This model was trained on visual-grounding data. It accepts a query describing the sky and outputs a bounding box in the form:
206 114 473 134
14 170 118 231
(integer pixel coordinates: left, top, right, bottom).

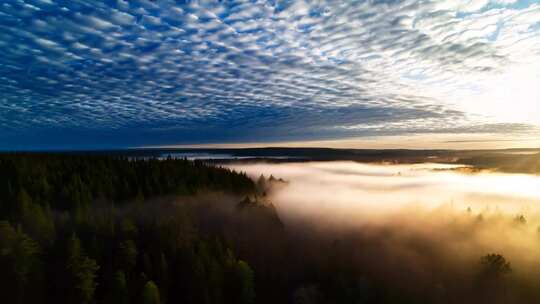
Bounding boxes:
0 0 539 150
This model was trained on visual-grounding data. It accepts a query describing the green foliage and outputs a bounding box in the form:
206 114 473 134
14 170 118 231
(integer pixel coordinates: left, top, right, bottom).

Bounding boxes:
66 234 100 304
0 154 256 215
20 200 55 245
142 281 161 304
236 260 256 304
110 271 128 304
11 229 40 287
118 240 138 272
0 154 260 303
0 221 41 303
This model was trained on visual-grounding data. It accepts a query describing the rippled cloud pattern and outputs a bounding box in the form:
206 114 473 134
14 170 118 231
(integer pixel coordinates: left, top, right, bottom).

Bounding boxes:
1 0 539 149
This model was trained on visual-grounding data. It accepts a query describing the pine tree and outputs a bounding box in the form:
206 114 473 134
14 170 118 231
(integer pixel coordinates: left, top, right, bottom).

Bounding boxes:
0 221 41 304
236 260 255 304
66 233 100 304
142 280 161 304
111 271 128 304
118 240 138 272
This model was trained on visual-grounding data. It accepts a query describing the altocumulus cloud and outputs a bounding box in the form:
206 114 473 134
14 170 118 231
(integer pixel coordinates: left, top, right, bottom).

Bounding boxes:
0 0 539 149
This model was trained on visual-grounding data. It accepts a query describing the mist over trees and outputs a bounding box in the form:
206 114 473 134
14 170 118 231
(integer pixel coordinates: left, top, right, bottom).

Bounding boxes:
0 154 539 303
0 154 257 304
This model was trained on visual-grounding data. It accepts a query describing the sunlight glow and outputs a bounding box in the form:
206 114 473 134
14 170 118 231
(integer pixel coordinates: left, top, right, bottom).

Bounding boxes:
229 162 540 218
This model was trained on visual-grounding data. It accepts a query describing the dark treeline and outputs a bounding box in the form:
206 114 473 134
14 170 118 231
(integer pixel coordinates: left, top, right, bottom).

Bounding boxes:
0 153 255 215
110 147 540 174
0 154 537 304
0 154 258 304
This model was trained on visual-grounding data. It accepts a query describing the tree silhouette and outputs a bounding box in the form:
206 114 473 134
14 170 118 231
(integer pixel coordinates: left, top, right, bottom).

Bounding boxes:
236 260 255 304
0 221 41 303
66 234 100 304
109 271 128 304
478 253 512 303
480 253 511 277
142 280 161 304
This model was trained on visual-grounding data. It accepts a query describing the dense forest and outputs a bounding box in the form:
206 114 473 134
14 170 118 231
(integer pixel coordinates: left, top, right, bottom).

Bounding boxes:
0 154 260 304
0 154 538 304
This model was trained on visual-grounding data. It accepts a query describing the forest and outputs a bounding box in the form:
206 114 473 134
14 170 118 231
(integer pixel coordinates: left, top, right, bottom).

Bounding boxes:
0 154 258 304
0 154 537 304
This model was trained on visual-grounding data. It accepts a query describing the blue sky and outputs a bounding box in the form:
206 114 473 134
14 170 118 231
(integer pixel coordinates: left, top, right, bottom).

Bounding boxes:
0 0 539 150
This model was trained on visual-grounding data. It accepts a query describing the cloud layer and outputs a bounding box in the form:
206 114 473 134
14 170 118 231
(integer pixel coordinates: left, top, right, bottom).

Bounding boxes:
0 0 539 149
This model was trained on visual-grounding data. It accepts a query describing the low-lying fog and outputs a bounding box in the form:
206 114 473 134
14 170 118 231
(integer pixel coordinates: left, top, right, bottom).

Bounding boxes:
226 161 540 281
228 162 540 222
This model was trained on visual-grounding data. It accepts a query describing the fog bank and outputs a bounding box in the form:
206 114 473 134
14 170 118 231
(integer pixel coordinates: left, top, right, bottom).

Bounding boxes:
229 162 540 220
226 161 540 277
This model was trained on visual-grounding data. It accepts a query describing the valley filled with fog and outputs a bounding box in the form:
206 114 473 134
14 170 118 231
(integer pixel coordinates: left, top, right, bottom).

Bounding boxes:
227 161 540 298
228 162 540 220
